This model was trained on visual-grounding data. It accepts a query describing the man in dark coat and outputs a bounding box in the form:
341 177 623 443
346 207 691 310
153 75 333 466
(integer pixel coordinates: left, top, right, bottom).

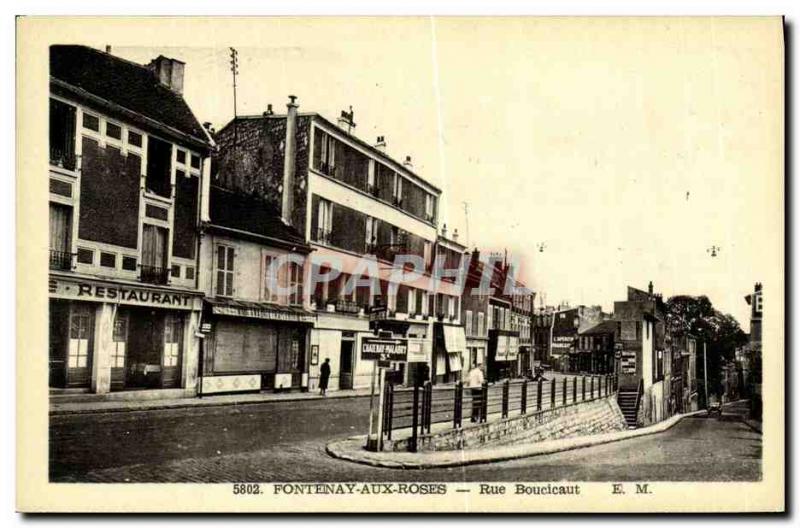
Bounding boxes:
319 358 331 395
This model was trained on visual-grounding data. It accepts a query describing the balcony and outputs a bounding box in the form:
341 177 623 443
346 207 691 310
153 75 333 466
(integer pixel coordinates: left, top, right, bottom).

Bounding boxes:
50 146 76 171
140 265 169 285
49 250 73 271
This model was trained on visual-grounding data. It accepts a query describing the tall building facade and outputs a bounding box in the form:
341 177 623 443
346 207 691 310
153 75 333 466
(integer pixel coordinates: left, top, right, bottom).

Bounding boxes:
48 46 213 395
212 100 464 391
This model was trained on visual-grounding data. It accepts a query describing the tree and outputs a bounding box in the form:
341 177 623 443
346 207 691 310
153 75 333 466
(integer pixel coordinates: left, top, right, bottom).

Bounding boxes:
666 295 748 396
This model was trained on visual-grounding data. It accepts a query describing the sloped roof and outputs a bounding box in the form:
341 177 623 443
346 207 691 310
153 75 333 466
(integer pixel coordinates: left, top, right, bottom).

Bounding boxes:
208 185 309 250
580 320 618 336
50 45 209 146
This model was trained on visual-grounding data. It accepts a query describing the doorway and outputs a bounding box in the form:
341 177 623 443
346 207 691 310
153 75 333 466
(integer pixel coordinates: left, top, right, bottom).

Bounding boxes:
339 339 354 390
125 308 183 389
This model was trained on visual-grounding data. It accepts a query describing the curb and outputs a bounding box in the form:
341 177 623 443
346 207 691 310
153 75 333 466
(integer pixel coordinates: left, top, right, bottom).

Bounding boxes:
50 391 372 416
738 418 763 434
326 410 708 470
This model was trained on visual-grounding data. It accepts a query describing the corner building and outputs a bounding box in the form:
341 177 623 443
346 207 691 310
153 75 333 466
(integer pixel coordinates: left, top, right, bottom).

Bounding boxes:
47 46 213 395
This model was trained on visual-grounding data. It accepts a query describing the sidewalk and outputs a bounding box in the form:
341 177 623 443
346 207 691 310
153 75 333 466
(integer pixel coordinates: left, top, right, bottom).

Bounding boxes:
326 410 707 469
50 388 373 416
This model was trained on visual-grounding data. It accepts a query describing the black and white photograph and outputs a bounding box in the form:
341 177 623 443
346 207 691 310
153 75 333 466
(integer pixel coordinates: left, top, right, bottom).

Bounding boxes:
14 13 785 514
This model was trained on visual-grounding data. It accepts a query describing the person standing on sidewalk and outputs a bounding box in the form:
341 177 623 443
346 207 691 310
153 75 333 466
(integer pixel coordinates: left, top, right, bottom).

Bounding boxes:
468 362 485 422
319 358 331 396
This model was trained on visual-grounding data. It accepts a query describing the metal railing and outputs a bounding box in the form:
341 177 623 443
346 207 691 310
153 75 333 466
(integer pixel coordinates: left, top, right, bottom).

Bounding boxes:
140 264 169 284
50 146 76 171
382 374 618 452
49 250 73 271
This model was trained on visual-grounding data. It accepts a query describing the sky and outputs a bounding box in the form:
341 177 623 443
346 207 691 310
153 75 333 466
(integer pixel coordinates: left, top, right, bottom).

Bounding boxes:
90 17 782 329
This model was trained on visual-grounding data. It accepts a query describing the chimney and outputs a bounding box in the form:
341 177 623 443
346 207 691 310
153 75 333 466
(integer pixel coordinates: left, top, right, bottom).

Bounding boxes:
105 45 112 54
281 95 299 225
403 155 413 169
147 55 185 95
452 228 459 242
648 281 654 296
264 104 274 116
375 135 386 152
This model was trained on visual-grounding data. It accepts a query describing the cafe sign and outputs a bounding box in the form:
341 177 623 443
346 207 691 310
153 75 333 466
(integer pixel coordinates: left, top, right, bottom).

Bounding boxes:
361 337 408 362
49 277 200 310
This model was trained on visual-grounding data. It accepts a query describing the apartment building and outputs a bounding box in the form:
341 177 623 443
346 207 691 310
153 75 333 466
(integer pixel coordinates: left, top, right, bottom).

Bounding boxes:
48 46 213 395
212 99 462 391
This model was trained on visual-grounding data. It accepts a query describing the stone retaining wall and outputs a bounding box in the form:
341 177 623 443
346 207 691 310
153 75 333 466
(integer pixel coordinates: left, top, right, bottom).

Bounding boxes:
389 395 627 452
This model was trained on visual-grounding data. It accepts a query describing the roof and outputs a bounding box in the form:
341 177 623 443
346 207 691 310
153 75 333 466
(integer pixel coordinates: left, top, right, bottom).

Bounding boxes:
207 186 310 251
580 320 618 336
50 45 209 147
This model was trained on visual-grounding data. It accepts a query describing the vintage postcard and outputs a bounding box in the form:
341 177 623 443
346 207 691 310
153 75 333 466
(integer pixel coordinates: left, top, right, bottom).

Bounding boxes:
16 16 784 513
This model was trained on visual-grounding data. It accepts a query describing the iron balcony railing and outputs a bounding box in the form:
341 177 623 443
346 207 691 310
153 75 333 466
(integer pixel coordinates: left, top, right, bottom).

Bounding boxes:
50 146 76 171
49 250 73 271
140 265 169 285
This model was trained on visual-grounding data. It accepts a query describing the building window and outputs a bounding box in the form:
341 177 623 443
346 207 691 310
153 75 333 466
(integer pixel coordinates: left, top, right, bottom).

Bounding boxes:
423 241 432 271
49 203 72 270
185 266 195 280
191 154 201 169
365 216 377 252
264 254 279 303
141 224 169 284
216 245 235 297
100 252 116 268
145 135 172 198
393 176 403 206
111 312 128 368
76 247 94 265
289 260 304 306
176 149 186 165
82 113 99 132
171 264 181 278
105 122 122 140
163 314 182 367
315 199 333 244
465 310 473 336
425 194 435 222
478 312 485 337
49 99 76 170
68 305 93 368
127 130 142 148
122 256 138 271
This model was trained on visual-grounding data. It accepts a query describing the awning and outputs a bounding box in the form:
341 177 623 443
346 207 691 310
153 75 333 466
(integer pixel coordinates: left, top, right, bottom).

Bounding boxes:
447 352 463 372
206 298 316 324
442 324 467 355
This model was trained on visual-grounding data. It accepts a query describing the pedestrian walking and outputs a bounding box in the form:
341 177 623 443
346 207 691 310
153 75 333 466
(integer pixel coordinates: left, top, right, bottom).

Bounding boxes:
319 358 331 396
468 362 485 422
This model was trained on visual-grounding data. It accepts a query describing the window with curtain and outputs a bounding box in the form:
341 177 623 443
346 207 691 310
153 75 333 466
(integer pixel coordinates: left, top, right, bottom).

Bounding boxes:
49 203 72 255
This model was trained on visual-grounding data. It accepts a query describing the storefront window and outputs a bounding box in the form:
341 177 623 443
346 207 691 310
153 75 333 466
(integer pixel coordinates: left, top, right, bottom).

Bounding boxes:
112 312 128 368
163 314 182 367
68 306 92 368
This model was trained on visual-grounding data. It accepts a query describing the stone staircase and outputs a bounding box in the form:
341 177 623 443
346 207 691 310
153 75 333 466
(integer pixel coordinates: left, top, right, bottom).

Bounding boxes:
617 388 640 429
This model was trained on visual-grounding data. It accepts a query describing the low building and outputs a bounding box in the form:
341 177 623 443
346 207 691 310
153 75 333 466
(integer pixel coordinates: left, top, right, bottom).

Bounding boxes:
614 282 668 426
196 186 315 394
576 320 617 374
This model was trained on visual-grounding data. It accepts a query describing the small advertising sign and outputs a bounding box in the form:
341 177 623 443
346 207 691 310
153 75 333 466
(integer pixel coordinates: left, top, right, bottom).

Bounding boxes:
361 337 408 362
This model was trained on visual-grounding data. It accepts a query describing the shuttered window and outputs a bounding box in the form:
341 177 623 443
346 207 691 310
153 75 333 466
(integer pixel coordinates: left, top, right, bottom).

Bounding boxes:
216 245 235 297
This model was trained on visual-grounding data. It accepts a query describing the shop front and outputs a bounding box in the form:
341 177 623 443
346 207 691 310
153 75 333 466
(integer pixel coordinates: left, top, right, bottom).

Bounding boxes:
201 299 315 394
48 274 202 395
487 329 520 382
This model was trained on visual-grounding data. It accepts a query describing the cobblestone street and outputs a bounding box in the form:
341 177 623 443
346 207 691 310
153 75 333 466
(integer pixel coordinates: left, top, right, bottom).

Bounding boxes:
50 398 761 483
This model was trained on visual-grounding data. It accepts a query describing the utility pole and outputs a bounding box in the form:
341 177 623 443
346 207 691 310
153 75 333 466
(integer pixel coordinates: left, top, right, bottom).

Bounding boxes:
229 47 240 142
462 201 470 247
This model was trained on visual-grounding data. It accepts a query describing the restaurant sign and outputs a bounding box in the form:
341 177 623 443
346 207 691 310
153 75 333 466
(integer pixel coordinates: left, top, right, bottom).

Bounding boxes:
361 337 408 362
49 277 200 310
